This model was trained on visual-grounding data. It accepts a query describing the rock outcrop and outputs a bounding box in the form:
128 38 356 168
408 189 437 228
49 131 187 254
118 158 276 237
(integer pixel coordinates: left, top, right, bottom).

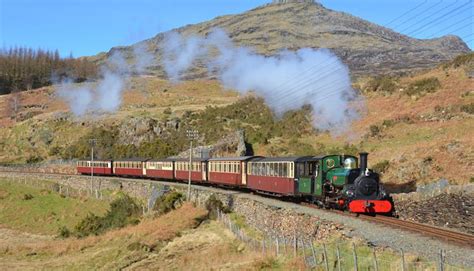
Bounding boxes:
174 130 247 158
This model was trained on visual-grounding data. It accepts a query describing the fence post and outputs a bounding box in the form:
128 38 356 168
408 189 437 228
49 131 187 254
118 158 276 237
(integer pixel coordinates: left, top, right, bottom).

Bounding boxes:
310 240 317 267
276 237 280 256
322 243 329 271
293 234 297 257
301 239 307 266
352 243 358 271
438 249 444 271
401 249 406 271
336 244 342 271
373 247 378 271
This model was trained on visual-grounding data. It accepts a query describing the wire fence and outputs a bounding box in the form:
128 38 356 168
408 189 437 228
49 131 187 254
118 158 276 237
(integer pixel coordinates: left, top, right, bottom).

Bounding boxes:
216 210 469 271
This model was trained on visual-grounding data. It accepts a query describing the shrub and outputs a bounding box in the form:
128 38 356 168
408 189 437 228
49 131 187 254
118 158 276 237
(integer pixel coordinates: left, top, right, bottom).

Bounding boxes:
51 183 60 193
23 193 34 200
127 241 153 252
153 191 183 215
382 119 395 128
163 107 172 115
442 52 474 69
74 213 103 238
26 155 43 164
74 194 141 237
369 125 381 137
365 76 397 93
58 226 71 238
372 160 390 175
406 77 441 96
460 103 474 114
205 194 229 219
286 137 317 156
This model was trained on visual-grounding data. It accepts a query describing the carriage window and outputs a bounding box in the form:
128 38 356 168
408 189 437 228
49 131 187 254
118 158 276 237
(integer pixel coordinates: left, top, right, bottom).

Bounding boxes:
298 163 304 176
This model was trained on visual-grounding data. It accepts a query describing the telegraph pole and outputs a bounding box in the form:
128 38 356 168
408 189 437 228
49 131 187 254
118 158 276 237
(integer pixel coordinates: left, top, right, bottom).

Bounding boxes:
186 129 199 201
89 139 97 195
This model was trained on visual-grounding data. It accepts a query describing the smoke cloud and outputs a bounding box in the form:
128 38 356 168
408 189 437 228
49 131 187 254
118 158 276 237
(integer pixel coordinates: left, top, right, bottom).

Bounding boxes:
161 28 361 132
57 44 153 117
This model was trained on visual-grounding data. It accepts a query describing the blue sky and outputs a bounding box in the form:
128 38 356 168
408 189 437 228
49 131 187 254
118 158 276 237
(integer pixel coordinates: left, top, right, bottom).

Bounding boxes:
0 0 472 57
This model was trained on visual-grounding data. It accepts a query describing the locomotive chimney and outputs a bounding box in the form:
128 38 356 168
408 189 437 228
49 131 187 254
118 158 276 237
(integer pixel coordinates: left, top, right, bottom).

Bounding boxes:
359 152 368 175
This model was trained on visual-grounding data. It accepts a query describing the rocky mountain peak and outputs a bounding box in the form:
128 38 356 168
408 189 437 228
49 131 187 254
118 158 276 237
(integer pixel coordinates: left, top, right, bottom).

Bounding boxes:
272 0 317 4
94 1 471 77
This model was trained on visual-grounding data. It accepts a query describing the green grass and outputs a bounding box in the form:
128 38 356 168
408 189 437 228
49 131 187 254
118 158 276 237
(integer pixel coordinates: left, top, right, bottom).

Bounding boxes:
0 179 109 235
228 212 264 240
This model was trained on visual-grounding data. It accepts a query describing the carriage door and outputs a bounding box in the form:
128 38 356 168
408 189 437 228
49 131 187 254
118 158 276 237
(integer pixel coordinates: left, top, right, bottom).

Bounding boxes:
202 162 207 181
142 162 147 175
242 162 247 185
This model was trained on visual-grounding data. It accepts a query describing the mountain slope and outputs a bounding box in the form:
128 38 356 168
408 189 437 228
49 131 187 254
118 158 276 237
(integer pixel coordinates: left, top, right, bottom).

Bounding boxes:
98 1 470 77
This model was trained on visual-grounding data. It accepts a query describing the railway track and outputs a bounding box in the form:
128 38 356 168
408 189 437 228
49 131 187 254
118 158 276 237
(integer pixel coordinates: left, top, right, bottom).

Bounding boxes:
300 202 474 248
358 214 474 247
2 169 474 248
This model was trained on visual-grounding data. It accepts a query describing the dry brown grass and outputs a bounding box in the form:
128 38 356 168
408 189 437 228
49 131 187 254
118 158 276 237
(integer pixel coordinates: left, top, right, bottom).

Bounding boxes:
0 202 303 270
0 203 206 257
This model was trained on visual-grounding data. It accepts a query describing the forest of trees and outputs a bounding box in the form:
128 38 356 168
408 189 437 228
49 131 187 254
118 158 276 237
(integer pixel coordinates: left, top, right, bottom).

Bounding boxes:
0 47 97 95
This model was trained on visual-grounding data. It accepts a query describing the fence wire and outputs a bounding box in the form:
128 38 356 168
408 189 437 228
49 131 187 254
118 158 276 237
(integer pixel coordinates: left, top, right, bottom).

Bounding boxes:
216 210 470 271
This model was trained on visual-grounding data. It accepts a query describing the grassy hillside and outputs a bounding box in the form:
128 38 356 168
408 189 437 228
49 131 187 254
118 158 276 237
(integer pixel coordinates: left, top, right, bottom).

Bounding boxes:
0 180 108 235
0 183 301 270
0 54 472 186
0 182 447 270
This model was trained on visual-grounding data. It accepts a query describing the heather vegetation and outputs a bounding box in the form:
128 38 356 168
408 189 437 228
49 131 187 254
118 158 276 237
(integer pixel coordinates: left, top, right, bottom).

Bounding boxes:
405 77 441 97
61 96 318 159
73 194 141 238
0 47 97 95
364 76 398 93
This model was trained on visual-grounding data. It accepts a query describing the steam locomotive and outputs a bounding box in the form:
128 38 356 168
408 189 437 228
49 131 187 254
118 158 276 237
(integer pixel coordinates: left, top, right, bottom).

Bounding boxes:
77 152 393 214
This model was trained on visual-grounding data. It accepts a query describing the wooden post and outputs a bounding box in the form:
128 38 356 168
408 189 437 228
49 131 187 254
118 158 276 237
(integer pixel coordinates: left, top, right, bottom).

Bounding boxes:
301 239 307 266
352 243 358 271
276 237 280 256
323 243 329 271
293 234 297 257
401 249 406 271
373 247 378 271
262 239 266 254
310 240 317 267
336 244 342 271
438 249 444 271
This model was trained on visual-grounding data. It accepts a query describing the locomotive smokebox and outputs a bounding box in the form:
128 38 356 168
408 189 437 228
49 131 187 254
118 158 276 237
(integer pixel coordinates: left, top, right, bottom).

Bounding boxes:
359 152 368 175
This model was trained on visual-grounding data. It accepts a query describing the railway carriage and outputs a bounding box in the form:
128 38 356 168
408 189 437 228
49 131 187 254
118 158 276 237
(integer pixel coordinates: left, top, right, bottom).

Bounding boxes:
246 156 321 196
113 158 148 177
207 156 259 186
145 159 175 180
174 158 207 182
76 160 113 175
75 152 393 214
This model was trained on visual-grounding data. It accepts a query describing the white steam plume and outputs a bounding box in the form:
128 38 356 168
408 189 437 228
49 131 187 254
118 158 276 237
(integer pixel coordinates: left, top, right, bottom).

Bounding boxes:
57 44 153 116
161 28 361 132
